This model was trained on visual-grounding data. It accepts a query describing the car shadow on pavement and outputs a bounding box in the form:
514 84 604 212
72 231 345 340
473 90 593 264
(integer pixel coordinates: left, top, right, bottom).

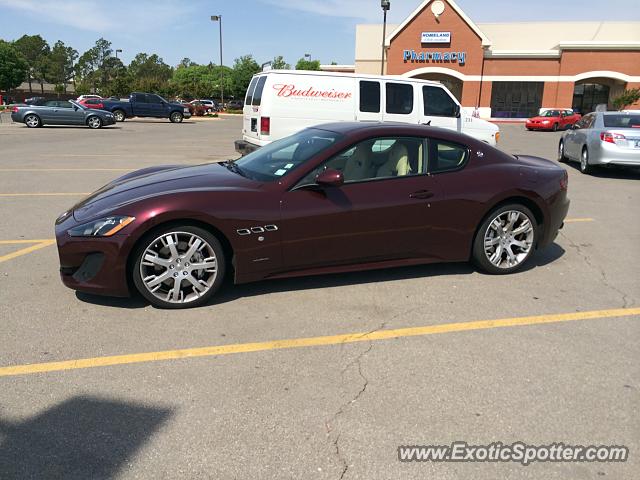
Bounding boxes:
563 162 640 180
0 395 173 480
74 243 565 309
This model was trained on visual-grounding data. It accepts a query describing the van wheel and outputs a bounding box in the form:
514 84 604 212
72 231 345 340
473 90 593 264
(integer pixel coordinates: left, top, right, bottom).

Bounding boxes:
113 110 126 122
170 111 184 123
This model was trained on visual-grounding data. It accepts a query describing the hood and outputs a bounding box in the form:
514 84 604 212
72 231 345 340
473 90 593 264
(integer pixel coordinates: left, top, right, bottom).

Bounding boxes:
72 162 257 222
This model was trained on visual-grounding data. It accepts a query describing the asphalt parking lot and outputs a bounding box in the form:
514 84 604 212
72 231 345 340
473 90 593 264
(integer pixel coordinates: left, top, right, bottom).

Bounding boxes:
0 115 638 479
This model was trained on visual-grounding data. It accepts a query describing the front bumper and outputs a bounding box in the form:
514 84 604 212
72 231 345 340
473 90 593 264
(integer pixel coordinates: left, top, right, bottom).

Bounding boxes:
56 219 133 297
526 122 553 130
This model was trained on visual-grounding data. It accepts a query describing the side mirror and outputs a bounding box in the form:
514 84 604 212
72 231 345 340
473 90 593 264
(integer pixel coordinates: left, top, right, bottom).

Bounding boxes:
454 104 461 118
316 168 344 187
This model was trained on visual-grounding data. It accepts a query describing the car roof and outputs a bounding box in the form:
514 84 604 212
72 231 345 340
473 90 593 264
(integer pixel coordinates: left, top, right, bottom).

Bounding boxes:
310 121 473 141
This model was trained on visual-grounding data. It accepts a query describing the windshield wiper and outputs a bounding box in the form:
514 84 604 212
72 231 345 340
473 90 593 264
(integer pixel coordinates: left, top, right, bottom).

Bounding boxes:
222 160 246 177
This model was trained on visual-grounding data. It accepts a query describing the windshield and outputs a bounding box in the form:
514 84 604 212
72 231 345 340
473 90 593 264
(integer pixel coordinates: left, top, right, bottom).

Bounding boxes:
603 114 640 128
69 100 86 110
234 128 342 182
540 110 560 117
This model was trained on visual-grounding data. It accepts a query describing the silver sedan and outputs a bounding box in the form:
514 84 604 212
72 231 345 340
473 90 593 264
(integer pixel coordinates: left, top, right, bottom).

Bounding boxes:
11 99 116 129
558 111 640 174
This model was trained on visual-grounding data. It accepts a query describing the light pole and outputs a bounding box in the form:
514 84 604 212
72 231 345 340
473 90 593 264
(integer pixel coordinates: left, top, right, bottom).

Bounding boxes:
381 0 390 75
115 49 122 59
211 15 224 106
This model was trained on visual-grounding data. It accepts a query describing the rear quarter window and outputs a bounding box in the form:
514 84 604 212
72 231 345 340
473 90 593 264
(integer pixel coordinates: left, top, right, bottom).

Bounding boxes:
245 77 258 105
251 76 267 106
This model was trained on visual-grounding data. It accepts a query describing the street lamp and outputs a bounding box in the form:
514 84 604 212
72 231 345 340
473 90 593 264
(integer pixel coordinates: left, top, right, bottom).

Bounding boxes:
381 0 390 74
210 15 224 106
115 49 122 59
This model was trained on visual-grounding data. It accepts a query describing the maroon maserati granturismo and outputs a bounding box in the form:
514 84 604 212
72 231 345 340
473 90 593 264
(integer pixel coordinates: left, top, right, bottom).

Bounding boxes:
55 122 569 308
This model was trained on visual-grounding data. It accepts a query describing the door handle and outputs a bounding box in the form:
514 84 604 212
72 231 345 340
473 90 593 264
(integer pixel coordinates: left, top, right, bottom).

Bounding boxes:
409 190 434 199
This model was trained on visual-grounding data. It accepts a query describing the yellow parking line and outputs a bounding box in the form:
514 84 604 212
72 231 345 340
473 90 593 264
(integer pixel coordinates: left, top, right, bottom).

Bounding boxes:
565 218 594 223
0 192 89 197
1 307 637 377
0 239 54 244
0 239 55 263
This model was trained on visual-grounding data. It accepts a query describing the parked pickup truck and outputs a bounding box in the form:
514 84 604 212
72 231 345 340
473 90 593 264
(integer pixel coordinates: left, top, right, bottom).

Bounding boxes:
100 92 191 123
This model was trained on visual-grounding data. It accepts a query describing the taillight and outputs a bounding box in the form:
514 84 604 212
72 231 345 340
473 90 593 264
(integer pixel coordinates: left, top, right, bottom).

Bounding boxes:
260 116 270 135
600 131 625 144
560 169 568 191
11 106 18 113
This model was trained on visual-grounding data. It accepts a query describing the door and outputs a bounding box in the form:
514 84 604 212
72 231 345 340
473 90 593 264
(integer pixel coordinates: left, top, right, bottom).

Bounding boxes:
355 80 382 122
419 85 460 132
565 114 594 159
146 94 166 117
52 101 80 124
381 81 418 124
131 93 151 116
280 136 441 270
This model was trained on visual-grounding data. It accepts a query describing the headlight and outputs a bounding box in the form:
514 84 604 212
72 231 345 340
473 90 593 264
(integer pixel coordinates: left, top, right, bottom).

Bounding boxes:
68 216 135 237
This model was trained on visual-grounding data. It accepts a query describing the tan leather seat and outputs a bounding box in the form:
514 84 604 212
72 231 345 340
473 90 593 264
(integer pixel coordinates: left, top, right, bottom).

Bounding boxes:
343 143 374 181
376 143 410 178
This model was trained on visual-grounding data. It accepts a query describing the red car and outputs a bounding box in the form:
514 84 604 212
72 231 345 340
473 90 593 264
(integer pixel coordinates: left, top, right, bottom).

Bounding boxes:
55 123 569 309
526 109 581 131
78 98 105 110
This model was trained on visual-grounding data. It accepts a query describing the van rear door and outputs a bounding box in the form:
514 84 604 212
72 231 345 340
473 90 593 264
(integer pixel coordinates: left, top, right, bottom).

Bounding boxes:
243 76 260 140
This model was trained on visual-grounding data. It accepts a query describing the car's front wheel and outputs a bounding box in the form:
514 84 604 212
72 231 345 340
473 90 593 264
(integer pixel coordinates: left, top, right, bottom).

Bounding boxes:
169 111 184 123
472 204 537 274
24 114 41 128
132 226 226 308
87 116 102 129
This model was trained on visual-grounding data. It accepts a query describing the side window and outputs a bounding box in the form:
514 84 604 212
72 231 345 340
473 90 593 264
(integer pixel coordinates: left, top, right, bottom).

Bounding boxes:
58 101 73 109
45 100 58 107
386 83 413 115
147 95 162 104
423 86 457 117
245 77 258 105
576 114 594 129
429 139 468 174
252 76 267 106
359 81 380 113
297 136 425 186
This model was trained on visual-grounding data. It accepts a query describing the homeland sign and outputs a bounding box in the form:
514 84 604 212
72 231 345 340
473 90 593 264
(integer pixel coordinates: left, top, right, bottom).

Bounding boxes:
421 31 451 43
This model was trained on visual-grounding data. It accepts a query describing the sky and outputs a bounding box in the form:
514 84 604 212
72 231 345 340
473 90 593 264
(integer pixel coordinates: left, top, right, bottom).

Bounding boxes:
0 0 639 67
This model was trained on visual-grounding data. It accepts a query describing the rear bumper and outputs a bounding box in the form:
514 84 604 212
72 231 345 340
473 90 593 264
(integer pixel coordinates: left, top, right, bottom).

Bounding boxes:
234 139 259 155
539 192 570 248
592 144 640 167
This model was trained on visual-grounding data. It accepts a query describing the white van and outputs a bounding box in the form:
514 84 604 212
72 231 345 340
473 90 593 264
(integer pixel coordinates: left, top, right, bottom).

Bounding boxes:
235 70 499 154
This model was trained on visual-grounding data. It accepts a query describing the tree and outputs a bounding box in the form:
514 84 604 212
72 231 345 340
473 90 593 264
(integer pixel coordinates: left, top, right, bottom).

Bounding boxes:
0 40 28 92
13 34 50 93
48 40 78 95
128 53 173 94
612 88 640 110
75 38 113 93
271 55 290 70
295 58 321 71
178 57 197 68
231 55 260 98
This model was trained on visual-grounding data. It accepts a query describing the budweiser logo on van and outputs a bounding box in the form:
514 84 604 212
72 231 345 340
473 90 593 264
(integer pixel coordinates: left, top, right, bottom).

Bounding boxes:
273 84 352 100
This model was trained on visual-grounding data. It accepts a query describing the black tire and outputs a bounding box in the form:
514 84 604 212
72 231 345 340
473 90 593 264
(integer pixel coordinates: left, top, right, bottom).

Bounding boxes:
580 147 592 175
526 127 533 131
552 123 558 132
169 111 184 123
24 113 41 128
558 139 567 162
132 225 226 309
87 115 102 129
472 204 538 275
113 109 126 122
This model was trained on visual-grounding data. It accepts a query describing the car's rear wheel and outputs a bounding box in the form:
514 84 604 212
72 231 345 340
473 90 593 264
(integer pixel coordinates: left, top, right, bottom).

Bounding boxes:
472 204 537 274
558 139 567 162
580 147 592 174
170 111 184 123
87 116 102 129
113 110 126 122
24 114 41 128
132 226 225 309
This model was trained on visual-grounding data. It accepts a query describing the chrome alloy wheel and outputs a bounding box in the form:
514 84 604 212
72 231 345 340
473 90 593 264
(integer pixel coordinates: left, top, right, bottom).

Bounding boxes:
25 114 40 127
87 116 102 128
483 210 534 269
139 231 218 304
